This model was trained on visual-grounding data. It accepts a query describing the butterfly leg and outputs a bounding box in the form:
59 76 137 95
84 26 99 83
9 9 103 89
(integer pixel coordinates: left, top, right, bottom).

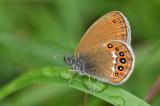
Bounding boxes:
67 69 76 86
87 75 97 93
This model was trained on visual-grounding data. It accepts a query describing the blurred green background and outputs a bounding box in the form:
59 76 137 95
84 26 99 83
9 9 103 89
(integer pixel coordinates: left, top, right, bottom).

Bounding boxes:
0 0 160 106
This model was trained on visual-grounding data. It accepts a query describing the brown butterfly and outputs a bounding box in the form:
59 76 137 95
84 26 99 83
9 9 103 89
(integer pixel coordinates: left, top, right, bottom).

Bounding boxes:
64 11 135 85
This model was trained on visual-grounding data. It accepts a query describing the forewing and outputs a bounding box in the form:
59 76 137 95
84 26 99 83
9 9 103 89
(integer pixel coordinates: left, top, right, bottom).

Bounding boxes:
75 11 131 56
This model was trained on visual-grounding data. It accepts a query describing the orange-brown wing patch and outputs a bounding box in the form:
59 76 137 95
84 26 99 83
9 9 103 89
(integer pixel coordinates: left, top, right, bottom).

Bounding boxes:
75 11 130 56
77 44 114 82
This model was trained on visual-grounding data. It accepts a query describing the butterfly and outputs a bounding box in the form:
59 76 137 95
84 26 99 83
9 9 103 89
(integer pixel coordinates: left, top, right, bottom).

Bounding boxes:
64 11 135 85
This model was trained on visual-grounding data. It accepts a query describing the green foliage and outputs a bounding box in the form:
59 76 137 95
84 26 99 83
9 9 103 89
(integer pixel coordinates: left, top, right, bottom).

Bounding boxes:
0 0 159 106
0 67 150 106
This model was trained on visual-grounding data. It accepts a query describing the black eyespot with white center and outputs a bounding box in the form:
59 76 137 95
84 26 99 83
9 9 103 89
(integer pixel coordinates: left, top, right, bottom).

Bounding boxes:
118 66 124 71
120 58 126 64
119 52 124 56
115 72 119 76
115 47 119 51
108 44 113 48
113 20 117 23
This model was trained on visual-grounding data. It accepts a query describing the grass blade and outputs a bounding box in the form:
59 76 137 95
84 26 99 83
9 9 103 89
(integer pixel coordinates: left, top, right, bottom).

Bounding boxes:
0 66 150 106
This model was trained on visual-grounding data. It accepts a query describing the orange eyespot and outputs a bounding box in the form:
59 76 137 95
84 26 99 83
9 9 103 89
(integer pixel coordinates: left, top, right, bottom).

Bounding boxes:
115 47 119 51
119 52 125 56
108 44 113 48
113 20 117 23
120 58 126 64
111 71 124 83
117 66 124 71
115 72 119 76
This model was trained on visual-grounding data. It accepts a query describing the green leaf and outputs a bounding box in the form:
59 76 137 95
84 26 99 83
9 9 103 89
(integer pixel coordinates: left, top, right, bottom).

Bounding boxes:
0 66 150 106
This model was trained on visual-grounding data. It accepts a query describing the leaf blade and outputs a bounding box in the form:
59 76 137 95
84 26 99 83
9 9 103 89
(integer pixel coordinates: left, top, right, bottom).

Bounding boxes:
0 66 150 106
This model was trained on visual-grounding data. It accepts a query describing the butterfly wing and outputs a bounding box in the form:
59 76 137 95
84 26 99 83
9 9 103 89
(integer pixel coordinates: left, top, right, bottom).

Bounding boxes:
73 11 134 85
75 11 131 56
79 41 134 85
